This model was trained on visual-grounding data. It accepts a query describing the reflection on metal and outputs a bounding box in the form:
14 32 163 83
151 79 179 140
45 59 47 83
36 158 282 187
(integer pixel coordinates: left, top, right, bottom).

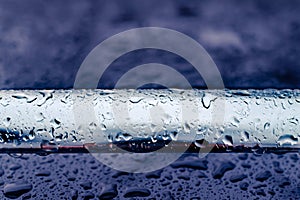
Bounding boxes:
0 89 299 153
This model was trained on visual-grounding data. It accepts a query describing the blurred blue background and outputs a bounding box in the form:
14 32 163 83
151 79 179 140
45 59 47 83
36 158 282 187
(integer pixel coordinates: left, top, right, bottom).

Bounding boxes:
1 0 300 89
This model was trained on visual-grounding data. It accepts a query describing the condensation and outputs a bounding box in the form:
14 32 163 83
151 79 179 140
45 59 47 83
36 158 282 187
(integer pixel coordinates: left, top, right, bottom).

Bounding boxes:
0 89 299 152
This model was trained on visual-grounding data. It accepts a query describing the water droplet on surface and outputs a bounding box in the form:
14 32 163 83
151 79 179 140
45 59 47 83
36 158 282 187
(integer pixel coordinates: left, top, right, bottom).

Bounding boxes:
194 139 206 148
37 91 53 106
124 188 151 198
277 134 298 146
239 182 249 191
241 131 250 141
252 145 265 156
8 153 24 159
40 140 59 152
129 97 144 104
288 117 299 125
82 191 95 199
183 123 191 133
229 174 247 183
231 117 240 127
35 113 45 122
50 118 61 129
255 170 272 182
11 93 27 100
9 163 22 171
4 182 32 199
28 128 36 140
212 161 235 179
35 170 51 177
3 117 11 127
107 133 113 142
169 131 178 141
79 181 92 190
100 123 107 131
88 122 97 132
222 135 233 146
145 169 163 179
201 94 217 109
115 132 132 141
264 122 270 130
99 184 118 199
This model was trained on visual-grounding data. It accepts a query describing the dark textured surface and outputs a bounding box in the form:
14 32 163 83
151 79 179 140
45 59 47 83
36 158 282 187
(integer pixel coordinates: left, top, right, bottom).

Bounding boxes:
0 0 300 199
0 153 299 199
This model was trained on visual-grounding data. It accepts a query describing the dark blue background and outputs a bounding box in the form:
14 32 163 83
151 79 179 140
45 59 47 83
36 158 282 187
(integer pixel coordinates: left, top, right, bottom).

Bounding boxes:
0 0 300 89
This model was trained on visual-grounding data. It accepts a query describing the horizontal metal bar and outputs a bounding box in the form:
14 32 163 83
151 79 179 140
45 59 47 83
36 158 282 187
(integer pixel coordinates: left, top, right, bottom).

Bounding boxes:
0 89 299 153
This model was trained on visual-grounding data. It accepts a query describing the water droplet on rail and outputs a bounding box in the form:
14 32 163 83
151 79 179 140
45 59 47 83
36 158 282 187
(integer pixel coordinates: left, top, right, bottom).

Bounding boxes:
115 132 132 141
37 91 53 106
11 93 27 100
241 131 250 141
201 94 217 109
222 135 233 146
183 122 191 133
288 117 299 125
264 122 270 130
40 140 59 152
35 113 45 122
50 118 61 129
100 123 107 131
169 131 178 141
231 117 240 127
3 117 11 127
88 122 97 132
277 134 298 146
